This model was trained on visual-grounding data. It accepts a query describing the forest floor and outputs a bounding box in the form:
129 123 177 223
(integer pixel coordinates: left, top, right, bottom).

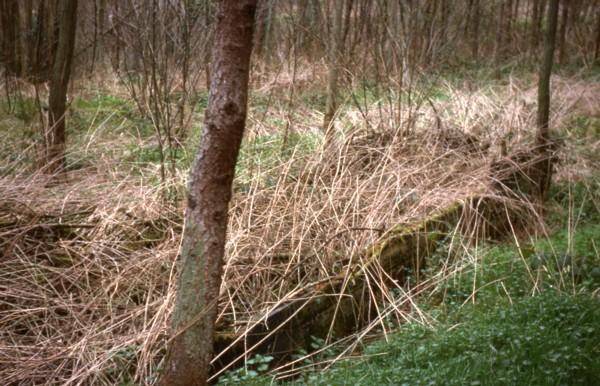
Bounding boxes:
0 64 599 385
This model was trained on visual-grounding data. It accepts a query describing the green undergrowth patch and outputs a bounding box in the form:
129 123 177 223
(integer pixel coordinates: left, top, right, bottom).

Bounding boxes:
303 292 599 386
124 144 190 166
222 291 600 386
427 183 599 313
549 180 600 227
329 180 598 385
557 62 600 81
299 87 327 109
72 93 154 138
431 59 536 86
73 93 133 125
234 131 322 191
0 97 41 173
194 90 210 110
0 95 39 123
431 220 599 311
561 116 600 165
74 93 131 113
343 79 452 112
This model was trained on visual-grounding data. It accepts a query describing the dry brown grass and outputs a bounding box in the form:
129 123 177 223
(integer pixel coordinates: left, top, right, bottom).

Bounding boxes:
0 72 598 384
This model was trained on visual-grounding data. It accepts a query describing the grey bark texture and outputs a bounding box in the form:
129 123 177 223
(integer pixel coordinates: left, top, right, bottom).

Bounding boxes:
158 1 257 385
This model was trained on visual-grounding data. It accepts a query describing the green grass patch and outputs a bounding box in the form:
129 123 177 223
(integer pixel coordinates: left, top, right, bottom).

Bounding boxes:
564 115 600 140
234 131 322 191
71 92 156 138
304 292 599 386
1 96 39 123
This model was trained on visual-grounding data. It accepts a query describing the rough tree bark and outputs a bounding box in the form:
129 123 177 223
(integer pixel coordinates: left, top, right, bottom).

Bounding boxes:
536 0 559 201
47 0 78 175
157 1 257 385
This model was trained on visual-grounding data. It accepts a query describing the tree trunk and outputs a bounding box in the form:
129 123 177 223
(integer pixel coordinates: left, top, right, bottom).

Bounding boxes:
18 0 32 78
0 0 21 76
157 1 257 386
494 0 506 65
594 4 600 63
505 0 514 47
176 0 192 146
536 0 559 201
471 0 480 60
47 0 78 175
91 0 98 74
253 0 268 59
98 0 106 60
557 0 569 64
112 0 121 71
322 0 345 139
531 0 547 55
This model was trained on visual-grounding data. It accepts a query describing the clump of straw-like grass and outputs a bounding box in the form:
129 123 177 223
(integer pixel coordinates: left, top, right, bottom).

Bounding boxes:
0 73 597 384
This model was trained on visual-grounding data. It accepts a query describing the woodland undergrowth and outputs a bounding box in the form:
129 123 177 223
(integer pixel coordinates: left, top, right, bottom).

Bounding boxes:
0 68 599 385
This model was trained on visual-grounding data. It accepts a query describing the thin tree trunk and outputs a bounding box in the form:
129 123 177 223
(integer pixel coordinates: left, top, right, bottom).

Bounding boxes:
0 0 21 75
594 3 600 63
471 0 480 60
465 0 474 37
176 0 192 146
46 0 59 73
112 0 120 71
157 1 257 385
98 0 105 60
536 0 559 201
322 0 345 139
505 0 514 47
91 0 98 74
262 0 274 66
439 0 449 42
557 1 569 64
47 0 78 175
530 0 540 54
495 0 506 65
18 0 32 78
253 0 268 59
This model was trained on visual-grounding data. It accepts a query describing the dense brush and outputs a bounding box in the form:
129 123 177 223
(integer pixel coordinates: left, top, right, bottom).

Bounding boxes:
0 73 598 384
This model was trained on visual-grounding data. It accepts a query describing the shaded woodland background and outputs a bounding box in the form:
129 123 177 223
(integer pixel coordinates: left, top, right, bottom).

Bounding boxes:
0 1 599 385
2 0 598 167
